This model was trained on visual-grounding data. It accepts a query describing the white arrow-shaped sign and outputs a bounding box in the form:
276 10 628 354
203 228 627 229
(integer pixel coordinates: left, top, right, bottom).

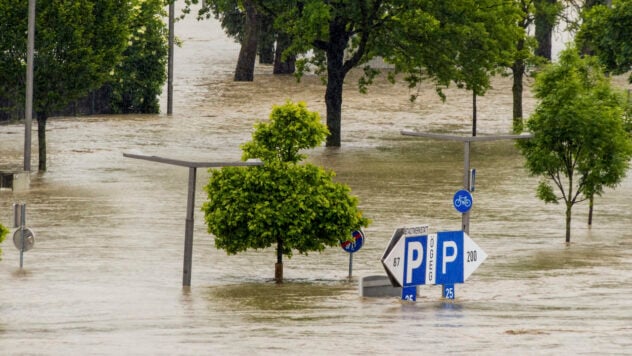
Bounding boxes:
381 225 429 287
381 230 486 287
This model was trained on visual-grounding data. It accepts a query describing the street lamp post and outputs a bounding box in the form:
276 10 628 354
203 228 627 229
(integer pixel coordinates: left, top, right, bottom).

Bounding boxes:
24 0 36 172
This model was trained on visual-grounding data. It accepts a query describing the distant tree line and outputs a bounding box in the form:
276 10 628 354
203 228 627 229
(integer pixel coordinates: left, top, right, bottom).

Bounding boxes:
0 0 168 122
184 0 631 146
0 0 168 170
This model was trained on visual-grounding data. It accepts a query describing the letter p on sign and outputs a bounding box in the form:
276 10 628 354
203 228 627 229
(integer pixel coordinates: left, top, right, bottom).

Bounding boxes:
406 241 423 284
442 241 457 274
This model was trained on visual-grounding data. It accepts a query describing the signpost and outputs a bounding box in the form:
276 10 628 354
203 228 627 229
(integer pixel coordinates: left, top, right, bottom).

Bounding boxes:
341 230 365 278
13 203 34 268
381 230 486 301
401 131 533 234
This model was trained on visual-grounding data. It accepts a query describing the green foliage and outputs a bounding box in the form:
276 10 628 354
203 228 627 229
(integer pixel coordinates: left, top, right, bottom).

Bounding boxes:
108 0 168 113
0 0 130 112
537 180 558 204
0 223 7 260
379 0 523 98
241 101 329 163
577 0 632 83
519 48 632 241
202 101 369 263
0 0 131 169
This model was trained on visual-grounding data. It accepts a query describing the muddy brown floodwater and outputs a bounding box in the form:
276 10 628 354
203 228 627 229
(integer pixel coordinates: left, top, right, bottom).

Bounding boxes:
1 5 632 355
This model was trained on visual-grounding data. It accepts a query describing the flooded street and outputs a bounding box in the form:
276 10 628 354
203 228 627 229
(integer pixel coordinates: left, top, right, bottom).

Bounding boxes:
2 7 632 355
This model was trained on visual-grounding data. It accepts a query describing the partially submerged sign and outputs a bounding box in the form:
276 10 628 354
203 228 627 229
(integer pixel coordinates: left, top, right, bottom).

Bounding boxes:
381 225 429 286
381 228 487 299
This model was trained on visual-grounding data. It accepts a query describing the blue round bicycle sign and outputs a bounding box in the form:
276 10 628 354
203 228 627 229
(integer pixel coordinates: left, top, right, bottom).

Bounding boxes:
453 189 473 213
341 230 365 253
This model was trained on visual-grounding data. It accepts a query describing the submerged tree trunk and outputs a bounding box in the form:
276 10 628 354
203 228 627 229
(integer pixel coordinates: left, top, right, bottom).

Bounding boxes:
511 49 525 133
535 0 556 61
258 15 275 65
275 237 283 283
324 21 350 147
565 202 572 243
273 32 295 75
472 92 477 136
588 195 594 226
234 0 258 81
37 112 47 171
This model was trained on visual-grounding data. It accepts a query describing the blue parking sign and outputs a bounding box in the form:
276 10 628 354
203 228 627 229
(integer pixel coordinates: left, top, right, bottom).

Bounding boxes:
402 235 427 287
435 231 464 285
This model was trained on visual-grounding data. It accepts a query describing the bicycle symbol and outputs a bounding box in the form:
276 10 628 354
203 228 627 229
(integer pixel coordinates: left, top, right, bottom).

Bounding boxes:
454 195 471 208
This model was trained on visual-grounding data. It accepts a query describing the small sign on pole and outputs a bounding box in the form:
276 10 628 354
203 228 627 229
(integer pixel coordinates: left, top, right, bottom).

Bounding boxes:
12 203 33 269
341 230 365 278
453 189 473 214
469 169 476 192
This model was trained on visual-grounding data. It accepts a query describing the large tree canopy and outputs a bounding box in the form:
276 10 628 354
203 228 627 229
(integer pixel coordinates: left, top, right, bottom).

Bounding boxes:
108 0 168 114
519 48 632 242
577 0 632 83
0 0 131 170
276 0 522 146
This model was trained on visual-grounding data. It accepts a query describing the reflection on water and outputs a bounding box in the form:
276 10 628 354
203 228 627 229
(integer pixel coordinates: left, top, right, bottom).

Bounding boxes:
1 4 632 355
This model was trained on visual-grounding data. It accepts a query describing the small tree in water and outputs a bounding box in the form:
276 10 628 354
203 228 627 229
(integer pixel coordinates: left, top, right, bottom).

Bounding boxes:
202 101 370 283
519 48 632 243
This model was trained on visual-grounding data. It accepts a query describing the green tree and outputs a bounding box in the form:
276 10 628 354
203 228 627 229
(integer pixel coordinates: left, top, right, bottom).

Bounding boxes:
392 0 521 135
202 101 370 282
277 0 521 147
184 0 296 79
108 0 168 113
534 0 562 61
518 48 632 242
511 0 537 132
0 223 8 260
0 0 130 171
576 0 632 83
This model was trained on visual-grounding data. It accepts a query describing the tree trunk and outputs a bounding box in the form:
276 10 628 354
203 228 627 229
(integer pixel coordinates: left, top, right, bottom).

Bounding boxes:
535 0 556 61
565 202 572 243
37 112 47 171
472 92 477 136
273 32 296 75
258 16 275 65
324 22 349 147
588 194 594 226
511 49 525 133
234 0 258 82
275 237 283 283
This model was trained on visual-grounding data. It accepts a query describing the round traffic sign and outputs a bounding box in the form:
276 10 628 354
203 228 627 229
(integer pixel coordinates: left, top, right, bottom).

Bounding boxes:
13 227 35 252
453 189 473 213
341 230 365 253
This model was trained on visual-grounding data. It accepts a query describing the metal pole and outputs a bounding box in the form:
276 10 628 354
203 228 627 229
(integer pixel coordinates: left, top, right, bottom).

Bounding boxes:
167 1 175 115
19 204 26 269
182 167 196 287
348 253 353 279
24 0 36 172
462 141 470 234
